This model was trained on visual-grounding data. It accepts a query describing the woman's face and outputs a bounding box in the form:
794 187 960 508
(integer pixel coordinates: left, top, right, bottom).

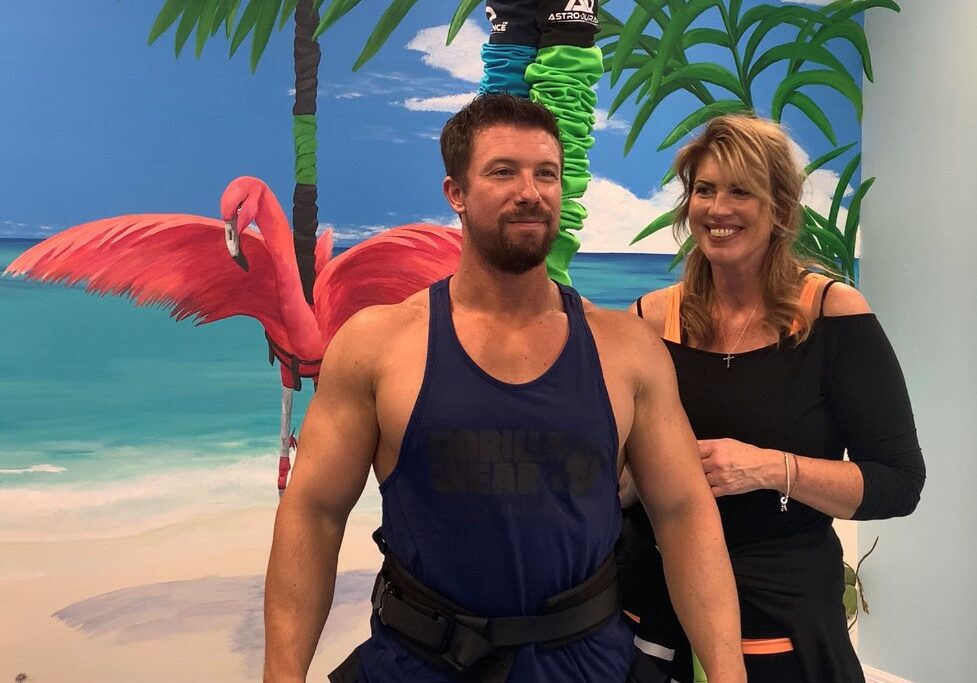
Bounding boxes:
687 153 773 273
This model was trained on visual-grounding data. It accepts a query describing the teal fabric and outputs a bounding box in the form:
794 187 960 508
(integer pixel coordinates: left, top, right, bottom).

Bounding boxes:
479 43 537 98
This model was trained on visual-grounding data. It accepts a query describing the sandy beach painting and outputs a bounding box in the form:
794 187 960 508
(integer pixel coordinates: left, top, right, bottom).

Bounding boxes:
0 1 873 680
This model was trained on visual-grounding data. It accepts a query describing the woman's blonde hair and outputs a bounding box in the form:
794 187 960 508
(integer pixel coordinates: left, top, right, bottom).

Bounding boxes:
672 114 813 345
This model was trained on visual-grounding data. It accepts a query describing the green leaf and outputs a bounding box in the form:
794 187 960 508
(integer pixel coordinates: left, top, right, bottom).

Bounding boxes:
742 5 826 73
657 99 752 151
661 166 676 187
631 207 678 245
843 584 858 619
280 0 299 31
148 0 188 45
352 0 421 71
649 62 745 102
250 0 283 73
736 4 776 37
783 91 837 145
748 42 848 86
727 0 744 32
829 152 861 230
743 5 825 70
195 0 220 57
313 0 361 36
802 208 854 274
174 1 205 57
669 236 696 270
447 0 482 45
646 0 725 103
771 69 862 123
609 3 660 86
811 19 874 81
222 0 242 39
230 0 262 57
828 0 900 26
682 28 729 50
803 142 857 176
844 176 875 253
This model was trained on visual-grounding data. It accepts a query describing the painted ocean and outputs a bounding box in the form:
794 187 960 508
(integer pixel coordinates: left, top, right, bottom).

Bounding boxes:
0 238 679 542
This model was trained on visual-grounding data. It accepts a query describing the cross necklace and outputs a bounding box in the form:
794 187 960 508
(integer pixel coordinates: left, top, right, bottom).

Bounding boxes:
718 301 760 368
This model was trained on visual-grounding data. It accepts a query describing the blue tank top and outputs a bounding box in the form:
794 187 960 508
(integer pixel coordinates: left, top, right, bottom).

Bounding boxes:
357 278 633 682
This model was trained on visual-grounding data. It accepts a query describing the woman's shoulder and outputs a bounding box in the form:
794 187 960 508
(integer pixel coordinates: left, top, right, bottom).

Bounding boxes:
631 286 677 337
821 281 872 317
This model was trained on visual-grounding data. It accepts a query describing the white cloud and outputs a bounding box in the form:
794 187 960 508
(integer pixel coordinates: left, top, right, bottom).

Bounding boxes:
403 92 477 113
406 21 487 83
577 177 685 254
593 109 629 132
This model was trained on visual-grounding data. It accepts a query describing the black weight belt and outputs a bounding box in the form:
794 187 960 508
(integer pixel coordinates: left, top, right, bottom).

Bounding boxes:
363 528 620 681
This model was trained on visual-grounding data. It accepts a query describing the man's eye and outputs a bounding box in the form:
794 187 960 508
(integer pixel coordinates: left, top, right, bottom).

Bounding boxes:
491 168 514 176
537 169 559 179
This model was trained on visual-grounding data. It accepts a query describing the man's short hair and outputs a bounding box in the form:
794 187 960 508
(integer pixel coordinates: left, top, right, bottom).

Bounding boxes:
440 93 563 188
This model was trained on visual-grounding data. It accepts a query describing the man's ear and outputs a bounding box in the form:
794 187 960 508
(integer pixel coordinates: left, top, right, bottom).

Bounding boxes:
443 175 466 214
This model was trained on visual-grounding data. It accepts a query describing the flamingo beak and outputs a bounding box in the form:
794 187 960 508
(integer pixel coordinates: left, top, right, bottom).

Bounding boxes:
225 218 249 272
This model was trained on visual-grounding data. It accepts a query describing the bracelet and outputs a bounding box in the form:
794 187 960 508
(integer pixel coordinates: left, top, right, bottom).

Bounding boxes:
779 451 791 512
791 453 800 493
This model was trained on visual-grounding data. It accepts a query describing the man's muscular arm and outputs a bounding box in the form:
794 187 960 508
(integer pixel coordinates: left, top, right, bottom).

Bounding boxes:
624 324 746 683
263 311 382 683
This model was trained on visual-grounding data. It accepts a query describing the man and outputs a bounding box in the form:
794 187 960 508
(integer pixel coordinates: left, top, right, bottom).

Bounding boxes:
263 94 745 683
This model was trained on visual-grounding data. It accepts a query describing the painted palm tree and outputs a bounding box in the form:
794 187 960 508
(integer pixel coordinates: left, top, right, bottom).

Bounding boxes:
598 0 898 283
149 0 343 304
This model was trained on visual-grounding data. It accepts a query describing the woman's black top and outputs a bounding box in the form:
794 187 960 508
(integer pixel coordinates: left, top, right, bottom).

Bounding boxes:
619 310 925 682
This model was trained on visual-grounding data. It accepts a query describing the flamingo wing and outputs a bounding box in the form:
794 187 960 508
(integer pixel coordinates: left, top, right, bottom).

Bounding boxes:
312 224 463 346
5 214 290 343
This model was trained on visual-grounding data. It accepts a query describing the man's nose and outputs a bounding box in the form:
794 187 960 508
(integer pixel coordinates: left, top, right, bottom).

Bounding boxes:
516 173 542 203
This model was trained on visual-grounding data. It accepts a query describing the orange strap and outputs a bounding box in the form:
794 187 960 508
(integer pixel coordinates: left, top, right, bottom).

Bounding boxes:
789 272 833 336
741 637 794 655
664 274 833 341
663 283 684 343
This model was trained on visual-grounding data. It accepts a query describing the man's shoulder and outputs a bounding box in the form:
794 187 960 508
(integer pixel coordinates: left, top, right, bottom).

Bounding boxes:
327 289 430 360
582 302 668 360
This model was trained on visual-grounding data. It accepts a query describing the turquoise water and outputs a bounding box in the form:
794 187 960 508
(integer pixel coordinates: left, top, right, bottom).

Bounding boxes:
0 238 678 539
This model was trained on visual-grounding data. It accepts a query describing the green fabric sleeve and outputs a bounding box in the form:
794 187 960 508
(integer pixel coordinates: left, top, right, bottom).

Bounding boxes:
525 45 603 285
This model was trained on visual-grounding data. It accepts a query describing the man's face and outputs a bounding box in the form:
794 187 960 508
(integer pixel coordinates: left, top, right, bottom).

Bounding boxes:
444 123 562 274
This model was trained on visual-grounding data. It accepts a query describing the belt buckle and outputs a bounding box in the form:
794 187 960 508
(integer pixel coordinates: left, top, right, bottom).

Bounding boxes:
371 577 393 623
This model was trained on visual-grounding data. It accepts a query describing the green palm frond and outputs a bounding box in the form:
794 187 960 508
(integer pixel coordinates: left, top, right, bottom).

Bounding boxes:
149 0 296 72
314 0 362 36
447 0 482 45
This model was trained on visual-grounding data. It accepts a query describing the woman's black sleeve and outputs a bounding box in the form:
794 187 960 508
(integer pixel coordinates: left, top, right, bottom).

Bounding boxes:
826 315 926 520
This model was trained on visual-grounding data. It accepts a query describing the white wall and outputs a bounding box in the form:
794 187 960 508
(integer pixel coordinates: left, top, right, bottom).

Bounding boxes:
859 3 977 681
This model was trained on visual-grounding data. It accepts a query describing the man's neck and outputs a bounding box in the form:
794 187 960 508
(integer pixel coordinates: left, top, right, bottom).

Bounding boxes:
450 256 560 318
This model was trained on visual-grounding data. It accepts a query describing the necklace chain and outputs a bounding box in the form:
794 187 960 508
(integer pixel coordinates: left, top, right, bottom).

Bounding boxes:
718 301 760 369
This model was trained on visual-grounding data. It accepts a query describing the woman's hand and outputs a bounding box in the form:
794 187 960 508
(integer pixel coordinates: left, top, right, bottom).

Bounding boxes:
697 438 781 497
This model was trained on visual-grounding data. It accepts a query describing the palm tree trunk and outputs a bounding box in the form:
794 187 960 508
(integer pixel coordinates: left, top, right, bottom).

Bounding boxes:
292 0 320 305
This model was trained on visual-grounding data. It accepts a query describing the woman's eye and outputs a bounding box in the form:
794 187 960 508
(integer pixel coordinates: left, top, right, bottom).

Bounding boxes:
693 185 713 196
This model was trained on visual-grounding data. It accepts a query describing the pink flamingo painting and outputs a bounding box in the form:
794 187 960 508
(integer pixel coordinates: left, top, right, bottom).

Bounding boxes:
5 176 462 490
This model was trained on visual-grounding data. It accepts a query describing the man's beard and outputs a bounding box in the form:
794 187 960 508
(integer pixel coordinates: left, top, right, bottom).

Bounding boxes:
469 208 558 274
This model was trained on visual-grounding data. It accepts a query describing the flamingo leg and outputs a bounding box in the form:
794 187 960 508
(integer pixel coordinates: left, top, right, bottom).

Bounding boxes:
277 386 294 496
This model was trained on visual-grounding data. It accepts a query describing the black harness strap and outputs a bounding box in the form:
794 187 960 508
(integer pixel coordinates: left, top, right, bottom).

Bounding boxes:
369 529 620 679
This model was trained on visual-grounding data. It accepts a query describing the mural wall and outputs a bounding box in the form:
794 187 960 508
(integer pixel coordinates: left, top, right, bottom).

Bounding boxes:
0 1 888 680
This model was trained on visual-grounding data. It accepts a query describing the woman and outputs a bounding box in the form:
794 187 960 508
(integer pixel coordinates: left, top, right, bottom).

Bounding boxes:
617 115 925 683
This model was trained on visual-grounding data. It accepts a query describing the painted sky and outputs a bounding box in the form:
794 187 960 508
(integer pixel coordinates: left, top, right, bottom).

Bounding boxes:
0 0 863 252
